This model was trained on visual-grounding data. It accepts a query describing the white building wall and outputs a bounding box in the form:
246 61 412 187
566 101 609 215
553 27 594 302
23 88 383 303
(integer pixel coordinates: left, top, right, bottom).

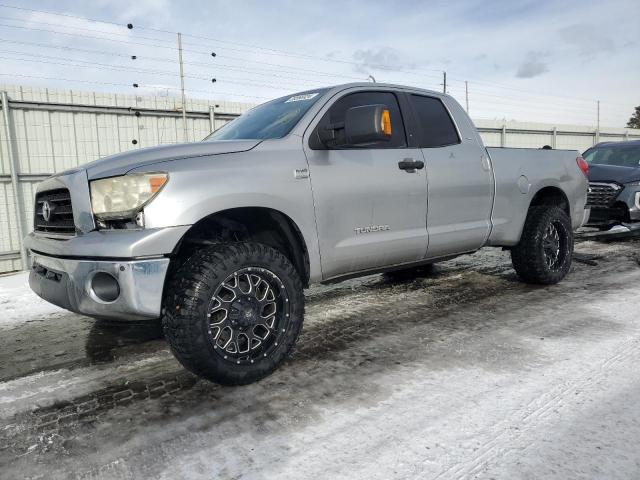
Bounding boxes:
1 84 639 273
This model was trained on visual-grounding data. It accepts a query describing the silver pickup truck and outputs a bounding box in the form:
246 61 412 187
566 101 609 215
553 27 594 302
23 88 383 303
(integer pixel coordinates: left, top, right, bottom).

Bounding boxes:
25 83 589 384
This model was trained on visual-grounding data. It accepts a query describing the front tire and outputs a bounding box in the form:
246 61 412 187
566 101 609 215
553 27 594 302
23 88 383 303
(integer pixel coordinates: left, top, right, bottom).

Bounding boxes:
511 206 573 284
162 243 304 385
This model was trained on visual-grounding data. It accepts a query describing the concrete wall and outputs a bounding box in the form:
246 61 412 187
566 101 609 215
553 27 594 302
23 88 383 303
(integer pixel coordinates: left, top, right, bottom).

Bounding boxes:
1 84 639 273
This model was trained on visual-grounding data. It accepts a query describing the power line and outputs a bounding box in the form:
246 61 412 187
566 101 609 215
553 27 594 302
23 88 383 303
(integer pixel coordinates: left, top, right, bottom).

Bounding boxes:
0 49 326 87
0 10 448 83
0 3 126 27
0 22 210 55
0 37 137 57
0 19 435 82
0 42 365 88
0 14 171 42
0 54 325 91
0 3 445 75
0 37 370 84
446 88 601 113
449 76 629 108
0 72 269 99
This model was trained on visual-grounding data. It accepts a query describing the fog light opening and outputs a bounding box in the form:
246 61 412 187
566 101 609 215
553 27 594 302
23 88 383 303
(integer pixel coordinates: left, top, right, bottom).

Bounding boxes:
91 272 120 303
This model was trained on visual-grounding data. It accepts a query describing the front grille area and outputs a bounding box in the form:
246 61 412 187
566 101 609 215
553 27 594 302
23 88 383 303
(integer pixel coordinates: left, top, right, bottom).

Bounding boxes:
586 182 622 207
34 188 76 235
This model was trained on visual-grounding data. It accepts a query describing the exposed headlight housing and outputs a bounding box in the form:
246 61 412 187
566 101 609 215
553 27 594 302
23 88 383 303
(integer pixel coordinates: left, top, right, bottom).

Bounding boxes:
90 173 168 222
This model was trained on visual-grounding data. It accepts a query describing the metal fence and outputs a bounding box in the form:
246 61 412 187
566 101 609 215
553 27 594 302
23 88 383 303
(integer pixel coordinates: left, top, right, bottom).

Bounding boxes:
1 84 639 273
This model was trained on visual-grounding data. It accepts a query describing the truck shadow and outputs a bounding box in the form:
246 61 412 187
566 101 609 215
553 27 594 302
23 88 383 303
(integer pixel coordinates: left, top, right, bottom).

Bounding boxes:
0 316 164 383
83 320 164 364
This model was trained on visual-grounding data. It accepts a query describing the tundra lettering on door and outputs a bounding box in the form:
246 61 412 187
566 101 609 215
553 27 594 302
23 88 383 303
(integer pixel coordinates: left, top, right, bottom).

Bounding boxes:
354 225 391 234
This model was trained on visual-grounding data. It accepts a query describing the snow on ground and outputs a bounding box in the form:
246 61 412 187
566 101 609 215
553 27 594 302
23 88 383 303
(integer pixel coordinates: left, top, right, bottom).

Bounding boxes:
0 272 66 327
0 239 639 479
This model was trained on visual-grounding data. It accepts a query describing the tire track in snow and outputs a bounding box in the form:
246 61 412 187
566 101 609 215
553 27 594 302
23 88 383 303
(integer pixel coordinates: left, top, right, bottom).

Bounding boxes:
428 291 640 480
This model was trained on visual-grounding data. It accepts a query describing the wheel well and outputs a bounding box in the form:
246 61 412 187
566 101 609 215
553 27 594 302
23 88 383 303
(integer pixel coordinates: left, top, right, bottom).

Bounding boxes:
529 187 570 217
169 207 311 287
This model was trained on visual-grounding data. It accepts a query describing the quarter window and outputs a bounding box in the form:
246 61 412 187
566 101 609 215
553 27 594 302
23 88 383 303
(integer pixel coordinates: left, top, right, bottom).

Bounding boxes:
409 95 460 148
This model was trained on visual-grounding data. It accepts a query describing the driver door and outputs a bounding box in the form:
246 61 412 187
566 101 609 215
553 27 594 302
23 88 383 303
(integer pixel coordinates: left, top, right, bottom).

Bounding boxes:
303 89 429 280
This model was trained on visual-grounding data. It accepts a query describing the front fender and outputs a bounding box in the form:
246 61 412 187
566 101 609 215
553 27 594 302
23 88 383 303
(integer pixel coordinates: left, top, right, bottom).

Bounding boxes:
133 145 322 282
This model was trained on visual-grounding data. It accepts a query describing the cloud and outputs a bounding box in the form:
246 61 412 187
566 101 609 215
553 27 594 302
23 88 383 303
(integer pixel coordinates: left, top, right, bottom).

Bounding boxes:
558 23 615 58
516 51 549 78
351 47 415 74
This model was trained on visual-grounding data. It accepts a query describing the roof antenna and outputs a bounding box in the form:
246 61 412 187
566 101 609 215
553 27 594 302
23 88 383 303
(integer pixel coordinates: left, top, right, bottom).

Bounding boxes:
367 75 376 83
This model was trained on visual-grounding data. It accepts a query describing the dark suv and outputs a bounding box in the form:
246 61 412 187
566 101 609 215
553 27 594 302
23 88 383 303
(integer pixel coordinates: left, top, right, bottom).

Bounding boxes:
583 140 640 229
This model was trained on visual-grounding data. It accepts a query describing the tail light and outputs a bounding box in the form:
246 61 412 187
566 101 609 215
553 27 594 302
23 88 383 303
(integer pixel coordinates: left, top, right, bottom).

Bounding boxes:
576 156 589 177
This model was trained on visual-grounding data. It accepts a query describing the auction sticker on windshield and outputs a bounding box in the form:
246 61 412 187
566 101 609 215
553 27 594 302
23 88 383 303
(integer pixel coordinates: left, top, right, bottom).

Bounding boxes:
285 93 319 103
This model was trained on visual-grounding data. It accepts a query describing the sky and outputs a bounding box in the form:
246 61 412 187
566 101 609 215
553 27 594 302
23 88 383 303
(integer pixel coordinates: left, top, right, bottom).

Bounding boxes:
0 0 638 127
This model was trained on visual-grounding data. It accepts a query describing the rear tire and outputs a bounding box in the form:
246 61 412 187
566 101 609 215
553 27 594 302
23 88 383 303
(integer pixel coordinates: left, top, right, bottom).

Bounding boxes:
162 242 304 385
511 206 573 284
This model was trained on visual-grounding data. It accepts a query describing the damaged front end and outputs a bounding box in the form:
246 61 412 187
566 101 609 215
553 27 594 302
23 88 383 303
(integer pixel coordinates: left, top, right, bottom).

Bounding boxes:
582 140 640 239
581 181 640 239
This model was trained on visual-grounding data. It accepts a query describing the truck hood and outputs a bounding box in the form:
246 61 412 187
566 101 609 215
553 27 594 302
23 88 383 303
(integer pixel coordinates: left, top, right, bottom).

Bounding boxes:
588 163 640 185
83 140 261 179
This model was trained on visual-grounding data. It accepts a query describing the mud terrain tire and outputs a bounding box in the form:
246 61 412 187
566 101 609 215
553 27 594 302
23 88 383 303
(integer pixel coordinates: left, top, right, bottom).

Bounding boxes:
511 206 573 285
162 243 304 385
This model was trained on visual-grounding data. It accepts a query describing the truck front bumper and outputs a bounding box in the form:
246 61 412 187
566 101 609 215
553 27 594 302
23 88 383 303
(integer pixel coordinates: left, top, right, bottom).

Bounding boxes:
25 226 190 321
29 253 169 321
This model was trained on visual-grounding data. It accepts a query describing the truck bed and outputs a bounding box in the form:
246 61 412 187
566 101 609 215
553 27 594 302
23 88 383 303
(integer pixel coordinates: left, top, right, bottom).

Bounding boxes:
485 147 587 246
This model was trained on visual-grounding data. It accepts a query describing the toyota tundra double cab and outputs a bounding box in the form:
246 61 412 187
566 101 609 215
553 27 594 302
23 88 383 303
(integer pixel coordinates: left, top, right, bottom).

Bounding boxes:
26 83 589 384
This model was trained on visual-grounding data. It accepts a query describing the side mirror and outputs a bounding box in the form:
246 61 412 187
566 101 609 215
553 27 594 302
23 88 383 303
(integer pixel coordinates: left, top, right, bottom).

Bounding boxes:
318 104 392 147
344 104 392 146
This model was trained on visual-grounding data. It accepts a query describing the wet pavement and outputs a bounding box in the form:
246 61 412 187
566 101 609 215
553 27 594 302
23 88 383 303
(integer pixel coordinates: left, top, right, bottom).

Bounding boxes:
1 239 640 479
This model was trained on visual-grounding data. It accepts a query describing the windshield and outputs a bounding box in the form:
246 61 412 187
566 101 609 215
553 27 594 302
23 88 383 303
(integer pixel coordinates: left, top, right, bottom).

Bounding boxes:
205 89 328 141
583 144 640 168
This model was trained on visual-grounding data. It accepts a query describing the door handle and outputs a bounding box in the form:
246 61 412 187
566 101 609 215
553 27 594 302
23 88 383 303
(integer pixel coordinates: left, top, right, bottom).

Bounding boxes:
398 159 425 172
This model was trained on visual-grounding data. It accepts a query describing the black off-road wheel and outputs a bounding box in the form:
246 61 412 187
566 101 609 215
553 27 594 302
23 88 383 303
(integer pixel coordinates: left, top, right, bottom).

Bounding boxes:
511 206 573 284
162 243 304 385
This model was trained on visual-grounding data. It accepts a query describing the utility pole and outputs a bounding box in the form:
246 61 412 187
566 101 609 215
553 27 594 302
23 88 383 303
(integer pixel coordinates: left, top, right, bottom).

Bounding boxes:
442 71 447 94
596 100 600 144
177 32 188 142
465 81 469 114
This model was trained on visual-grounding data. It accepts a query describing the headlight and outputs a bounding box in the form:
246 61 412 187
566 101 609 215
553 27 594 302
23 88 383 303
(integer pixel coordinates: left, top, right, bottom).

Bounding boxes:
90 173 168 220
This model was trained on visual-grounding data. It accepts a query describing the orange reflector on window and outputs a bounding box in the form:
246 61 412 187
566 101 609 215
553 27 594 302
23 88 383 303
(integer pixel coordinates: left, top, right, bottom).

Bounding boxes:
149 175 168 193
381 109 392 136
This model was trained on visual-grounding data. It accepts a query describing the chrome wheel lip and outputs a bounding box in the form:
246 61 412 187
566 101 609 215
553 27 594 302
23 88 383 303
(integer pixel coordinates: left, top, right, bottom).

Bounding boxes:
206 266 290 365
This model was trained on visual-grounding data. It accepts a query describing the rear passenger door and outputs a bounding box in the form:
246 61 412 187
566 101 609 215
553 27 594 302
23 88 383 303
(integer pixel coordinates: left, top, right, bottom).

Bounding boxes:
303 90 428 279
407 94 493 258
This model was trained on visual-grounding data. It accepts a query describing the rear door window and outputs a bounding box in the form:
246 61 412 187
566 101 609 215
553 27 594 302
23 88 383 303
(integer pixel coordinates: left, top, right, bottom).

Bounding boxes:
409 95 460 148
